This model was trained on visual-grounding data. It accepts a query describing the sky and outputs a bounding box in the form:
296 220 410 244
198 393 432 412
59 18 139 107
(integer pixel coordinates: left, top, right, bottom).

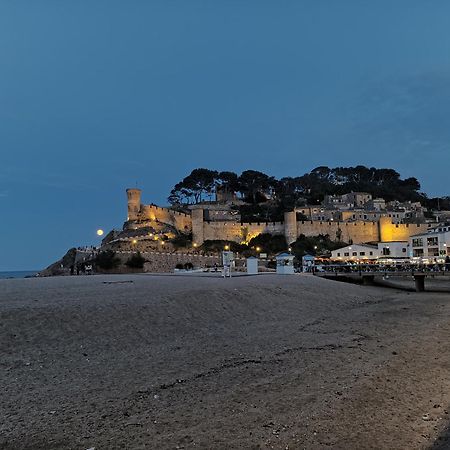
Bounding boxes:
1 1 450 271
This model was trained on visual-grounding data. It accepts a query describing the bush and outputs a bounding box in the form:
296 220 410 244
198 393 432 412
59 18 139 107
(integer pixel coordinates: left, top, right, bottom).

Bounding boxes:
175 263 184 270
184 262 194 270
95 250 121 270
125 252 146 269
248 233 287 255
290 234 348 258
170 232 193 249
201 240 248 254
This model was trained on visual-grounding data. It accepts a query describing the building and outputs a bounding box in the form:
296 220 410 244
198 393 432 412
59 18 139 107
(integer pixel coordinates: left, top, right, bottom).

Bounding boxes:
409 224 450 262
122 188 433 248
377 241 409 262
323 192 372 209
331 241 409 262
364 198 386 211
331 244 378 262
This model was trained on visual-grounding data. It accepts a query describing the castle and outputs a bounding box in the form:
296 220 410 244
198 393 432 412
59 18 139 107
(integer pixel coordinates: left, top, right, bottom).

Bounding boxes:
124 188 432 247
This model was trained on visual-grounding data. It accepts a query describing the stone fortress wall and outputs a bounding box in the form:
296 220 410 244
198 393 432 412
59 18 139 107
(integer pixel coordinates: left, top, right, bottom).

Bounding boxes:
127 188 192 232
126 189 432 246
116 251 221 273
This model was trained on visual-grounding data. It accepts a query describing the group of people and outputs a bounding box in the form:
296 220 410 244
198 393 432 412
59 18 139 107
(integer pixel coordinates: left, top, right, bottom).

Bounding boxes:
69 263 93 275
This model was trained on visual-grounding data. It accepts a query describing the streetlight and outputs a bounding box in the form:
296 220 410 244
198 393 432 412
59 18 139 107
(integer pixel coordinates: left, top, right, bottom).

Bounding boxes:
256 246 261 252
224 245 230 251
132 239 137 245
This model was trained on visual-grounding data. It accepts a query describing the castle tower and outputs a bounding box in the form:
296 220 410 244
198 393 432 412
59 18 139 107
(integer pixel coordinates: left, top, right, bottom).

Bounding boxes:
191 207 205 245
126 188 142 221
284 211 298 244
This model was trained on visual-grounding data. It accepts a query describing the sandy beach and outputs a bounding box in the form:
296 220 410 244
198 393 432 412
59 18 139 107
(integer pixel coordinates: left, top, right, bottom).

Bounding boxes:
1 273 450 449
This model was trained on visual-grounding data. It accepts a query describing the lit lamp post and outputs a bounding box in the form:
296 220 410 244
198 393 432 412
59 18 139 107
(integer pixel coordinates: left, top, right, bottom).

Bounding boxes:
224 244 230 251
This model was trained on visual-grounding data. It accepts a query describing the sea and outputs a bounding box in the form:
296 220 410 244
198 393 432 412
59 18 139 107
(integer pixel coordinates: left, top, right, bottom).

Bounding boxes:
0 271 39 279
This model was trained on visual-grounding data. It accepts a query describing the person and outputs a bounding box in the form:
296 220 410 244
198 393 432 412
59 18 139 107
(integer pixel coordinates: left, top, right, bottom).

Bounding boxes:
445 255 450 272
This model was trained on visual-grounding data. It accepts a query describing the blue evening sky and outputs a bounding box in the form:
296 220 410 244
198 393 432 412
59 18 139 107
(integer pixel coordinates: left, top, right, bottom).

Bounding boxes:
1 1 450 271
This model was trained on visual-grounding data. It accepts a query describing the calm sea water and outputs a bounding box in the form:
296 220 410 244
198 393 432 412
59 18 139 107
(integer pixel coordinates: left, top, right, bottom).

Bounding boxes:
0 271 39 279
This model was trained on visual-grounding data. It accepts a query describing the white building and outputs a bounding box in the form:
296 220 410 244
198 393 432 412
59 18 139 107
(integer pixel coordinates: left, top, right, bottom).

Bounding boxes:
331 241 409 262
331 244 378 262
377 241 409 262
409 224 450 262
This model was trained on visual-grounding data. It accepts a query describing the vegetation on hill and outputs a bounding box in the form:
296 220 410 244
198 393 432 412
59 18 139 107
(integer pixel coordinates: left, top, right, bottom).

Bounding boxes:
168 166 446 222
196 233 343 260
125 252 146 269
95 250 121 270
290 234 348 259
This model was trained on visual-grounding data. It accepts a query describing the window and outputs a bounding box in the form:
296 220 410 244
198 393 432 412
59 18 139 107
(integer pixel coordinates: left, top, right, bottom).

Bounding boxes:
402 248 406 253
337 252 341 257
360 252 365 256
369 251 373 256
382 248 390 256
344 252 349 257
427 237 438 246
352 252 357 256
412 238 423 247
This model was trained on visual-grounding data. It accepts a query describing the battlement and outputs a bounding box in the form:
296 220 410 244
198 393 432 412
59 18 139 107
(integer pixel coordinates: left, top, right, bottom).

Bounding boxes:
125 189 432 247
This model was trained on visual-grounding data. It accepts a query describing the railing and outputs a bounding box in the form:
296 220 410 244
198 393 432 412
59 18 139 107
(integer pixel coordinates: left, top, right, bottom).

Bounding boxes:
313 263 450 276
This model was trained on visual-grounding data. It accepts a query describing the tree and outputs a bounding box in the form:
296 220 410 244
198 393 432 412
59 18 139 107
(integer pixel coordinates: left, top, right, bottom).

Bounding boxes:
215 171 240 200
95 250 121 270
168 168 218 204
125 252 146 269
238 170 277 204
248 233 287 255
168 165 429 210
276 177 307 210
290 234 347 259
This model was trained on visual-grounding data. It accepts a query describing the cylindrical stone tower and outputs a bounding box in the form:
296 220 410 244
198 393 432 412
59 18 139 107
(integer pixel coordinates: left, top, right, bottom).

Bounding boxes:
126 188 142 221
284 210 298 244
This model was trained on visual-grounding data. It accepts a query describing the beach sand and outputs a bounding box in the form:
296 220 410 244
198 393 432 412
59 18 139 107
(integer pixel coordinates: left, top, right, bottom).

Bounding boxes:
1 273 450 449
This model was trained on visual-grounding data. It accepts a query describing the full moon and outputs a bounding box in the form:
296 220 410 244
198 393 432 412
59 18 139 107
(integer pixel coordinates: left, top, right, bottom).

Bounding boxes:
96 229 104 236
